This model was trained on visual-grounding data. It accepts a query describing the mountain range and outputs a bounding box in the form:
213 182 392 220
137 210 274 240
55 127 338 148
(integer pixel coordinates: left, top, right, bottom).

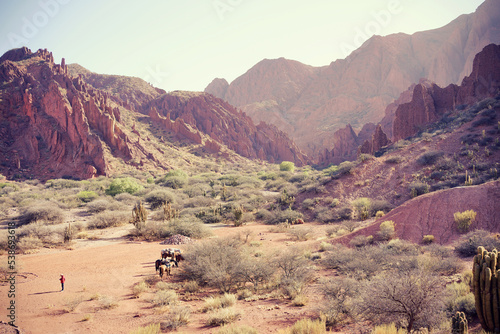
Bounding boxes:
205 0 500 159
1 0 500 180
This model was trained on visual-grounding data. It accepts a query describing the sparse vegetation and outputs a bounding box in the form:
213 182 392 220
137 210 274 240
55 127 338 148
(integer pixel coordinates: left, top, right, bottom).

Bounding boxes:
454 209 477 233
105 177 143 196
279 161 295 172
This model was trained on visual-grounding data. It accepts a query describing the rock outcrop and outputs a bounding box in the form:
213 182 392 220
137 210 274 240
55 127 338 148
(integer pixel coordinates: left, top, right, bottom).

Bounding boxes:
205 78 229 99
205 0 500 156
318 124 360 166
358 124 391 156
0 48 157 180
147 91 308 166
393 44 500 141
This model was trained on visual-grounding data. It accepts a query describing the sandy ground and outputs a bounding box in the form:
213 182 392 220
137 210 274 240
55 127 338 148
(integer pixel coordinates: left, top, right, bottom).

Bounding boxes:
0 222 332 334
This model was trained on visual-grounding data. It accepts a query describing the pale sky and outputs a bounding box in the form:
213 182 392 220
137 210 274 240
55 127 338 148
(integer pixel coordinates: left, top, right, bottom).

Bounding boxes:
0 0 485 92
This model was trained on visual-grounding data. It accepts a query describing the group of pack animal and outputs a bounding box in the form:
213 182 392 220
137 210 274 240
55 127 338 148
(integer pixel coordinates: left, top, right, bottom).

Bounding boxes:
155 248 184 279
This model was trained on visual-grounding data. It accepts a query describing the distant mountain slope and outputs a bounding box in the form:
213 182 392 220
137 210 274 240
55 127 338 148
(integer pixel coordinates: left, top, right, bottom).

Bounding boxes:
146 91 309 165
0 47 308 180
206 0 500 156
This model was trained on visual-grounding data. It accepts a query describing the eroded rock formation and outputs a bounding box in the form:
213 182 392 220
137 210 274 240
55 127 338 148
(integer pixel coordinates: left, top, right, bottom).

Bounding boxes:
0 48 145 180
147 91 308 166
393 44 500 141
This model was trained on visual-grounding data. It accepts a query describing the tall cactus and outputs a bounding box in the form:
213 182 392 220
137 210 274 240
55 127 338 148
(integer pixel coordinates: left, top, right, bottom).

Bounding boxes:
452 312 468 334
473 246 500 332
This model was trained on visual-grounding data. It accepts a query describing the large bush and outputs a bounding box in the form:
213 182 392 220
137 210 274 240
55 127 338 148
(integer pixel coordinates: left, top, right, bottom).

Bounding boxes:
19 201 64 225
279 161 295 172
184 238 243 292
266 209 303 225
454 230 500 257
105 177 143 196
145 189 176 210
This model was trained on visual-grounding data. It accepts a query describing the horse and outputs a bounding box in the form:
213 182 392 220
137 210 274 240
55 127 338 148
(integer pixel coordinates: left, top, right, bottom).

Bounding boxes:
161 248 174 260
174 253 184 264
159 263 171 279
155 259 162 272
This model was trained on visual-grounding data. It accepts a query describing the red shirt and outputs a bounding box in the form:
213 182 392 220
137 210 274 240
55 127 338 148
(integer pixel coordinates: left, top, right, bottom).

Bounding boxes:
60 276 65 283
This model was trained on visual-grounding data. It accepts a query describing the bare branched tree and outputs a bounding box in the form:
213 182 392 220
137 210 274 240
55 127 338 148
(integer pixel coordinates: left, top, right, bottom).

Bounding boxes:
355 269 447 332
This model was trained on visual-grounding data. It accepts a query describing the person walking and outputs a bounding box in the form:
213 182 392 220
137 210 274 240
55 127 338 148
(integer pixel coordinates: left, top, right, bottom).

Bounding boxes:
59 274 65 291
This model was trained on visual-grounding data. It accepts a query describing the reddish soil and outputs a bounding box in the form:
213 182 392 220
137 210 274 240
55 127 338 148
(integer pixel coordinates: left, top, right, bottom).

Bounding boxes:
0 223 333 334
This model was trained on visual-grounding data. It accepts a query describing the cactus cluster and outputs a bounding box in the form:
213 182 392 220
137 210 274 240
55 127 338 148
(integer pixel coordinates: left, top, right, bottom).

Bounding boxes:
131 201 148 230
472 246 500 332
452 311 468 334
163 202 179 221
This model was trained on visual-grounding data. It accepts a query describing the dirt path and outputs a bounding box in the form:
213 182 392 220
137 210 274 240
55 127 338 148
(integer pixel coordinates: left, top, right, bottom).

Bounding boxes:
0 222 330 334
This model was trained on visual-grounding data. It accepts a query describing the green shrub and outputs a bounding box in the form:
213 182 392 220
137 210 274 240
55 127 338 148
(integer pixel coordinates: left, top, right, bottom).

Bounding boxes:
77 190 98 203
454 209 477 233
105 177 143 196
279 161 295 172
378 221 395 241
145 190 175 210
351 197 371 220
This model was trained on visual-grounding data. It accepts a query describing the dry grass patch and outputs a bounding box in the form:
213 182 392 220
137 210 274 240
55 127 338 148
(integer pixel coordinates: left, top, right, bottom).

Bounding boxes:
98 295 118 309
160 306 191 331
201 293 237 312
278 318 326 334
129 323 161 334
206 307 241 326
132 280 148 298
63 296 85 313
152 289 178 307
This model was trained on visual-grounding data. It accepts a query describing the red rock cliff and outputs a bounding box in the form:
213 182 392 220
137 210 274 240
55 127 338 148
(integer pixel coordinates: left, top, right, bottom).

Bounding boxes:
393 44 500 141
0 48 142 180
147 91 309 166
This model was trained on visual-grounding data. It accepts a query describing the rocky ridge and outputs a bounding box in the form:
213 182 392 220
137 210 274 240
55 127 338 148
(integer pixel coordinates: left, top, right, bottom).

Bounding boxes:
205 0 500 157
0 48 308 180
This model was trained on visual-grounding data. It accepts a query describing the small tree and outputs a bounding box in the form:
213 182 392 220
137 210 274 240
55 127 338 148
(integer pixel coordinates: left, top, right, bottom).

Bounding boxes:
279 161 295 172
454 210 477 233
356 270 446 332
351 197 371 220
106 177 143 196
378 220 395 241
